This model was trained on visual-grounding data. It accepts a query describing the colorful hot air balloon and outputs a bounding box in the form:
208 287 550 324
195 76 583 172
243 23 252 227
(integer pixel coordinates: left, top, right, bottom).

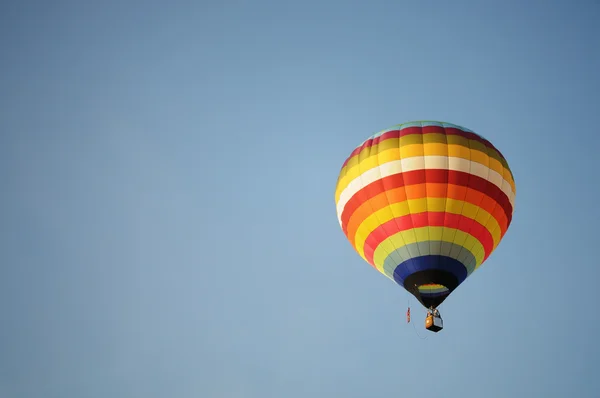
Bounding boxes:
335 121 516 313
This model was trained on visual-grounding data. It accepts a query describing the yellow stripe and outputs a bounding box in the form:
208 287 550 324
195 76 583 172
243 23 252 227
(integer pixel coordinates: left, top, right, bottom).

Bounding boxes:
343 131 515 179
335 143 516 201
469 220 505 271
351 197 501 259
335 156 515 223
372 227 485 272
419 284 447 291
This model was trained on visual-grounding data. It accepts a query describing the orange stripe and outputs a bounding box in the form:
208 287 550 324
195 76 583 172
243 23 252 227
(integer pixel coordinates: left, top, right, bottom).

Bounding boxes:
339 170 513 231
343 182 508 244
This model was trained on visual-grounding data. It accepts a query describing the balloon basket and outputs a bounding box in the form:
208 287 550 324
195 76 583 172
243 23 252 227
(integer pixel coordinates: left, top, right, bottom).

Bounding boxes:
425 314 443 332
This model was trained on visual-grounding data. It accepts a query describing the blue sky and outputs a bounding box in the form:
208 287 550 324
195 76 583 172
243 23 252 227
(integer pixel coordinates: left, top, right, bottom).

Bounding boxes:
1 0 599 397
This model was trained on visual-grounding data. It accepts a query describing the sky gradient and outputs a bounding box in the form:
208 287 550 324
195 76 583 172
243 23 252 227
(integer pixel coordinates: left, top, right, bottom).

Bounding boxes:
1 1 599 397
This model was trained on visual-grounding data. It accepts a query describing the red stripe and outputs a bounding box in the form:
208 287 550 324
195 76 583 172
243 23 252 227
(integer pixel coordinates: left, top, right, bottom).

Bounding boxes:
362 212 494 265
341 125 505 168
340 169 513 230
341 136 382 168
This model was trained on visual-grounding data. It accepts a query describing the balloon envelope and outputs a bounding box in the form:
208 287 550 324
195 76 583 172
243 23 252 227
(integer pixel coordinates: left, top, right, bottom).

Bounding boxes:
335 121 516 309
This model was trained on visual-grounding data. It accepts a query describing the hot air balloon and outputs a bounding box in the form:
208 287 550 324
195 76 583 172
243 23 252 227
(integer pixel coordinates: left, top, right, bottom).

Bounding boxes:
334 121 516 332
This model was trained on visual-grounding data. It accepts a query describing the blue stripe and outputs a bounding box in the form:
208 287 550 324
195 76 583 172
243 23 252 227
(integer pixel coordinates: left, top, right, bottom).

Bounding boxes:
381 241 477 276
392 255 468 286
420 291 451 298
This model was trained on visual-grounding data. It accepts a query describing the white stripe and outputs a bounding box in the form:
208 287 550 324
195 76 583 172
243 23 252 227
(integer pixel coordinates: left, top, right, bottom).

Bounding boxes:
336 156 516 224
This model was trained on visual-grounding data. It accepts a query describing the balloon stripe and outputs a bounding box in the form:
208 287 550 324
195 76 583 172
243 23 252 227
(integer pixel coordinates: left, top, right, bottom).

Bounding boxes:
336 156 515 211
393 255 469 285
340 170 512 233
377 242 477 280
419 284 448 293
419 291 450 298
371 227 484 274
339 140 515 194
340 123 514 183
363 213 493 264
344 189 504 249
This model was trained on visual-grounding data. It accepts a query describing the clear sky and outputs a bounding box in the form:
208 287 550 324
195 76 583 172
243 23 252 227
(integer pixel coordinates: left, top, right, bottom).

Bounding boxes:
1 0 599 397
